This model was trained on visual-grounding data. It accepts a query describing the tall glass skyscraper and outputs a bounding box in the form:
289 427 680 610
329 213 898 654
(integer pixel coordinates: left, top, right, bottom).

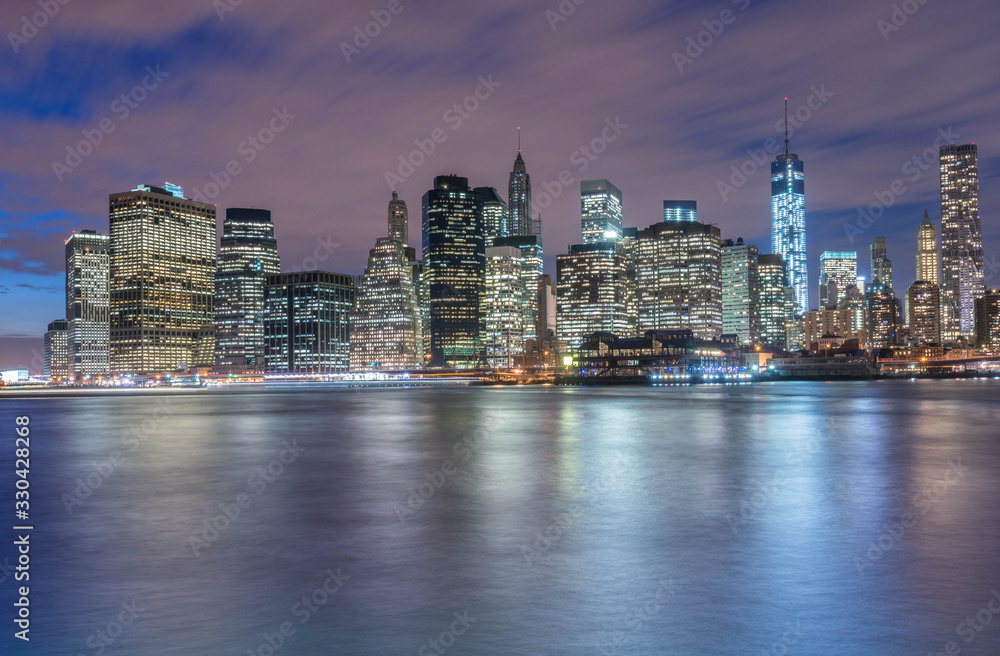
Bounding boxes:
214 208 281 374
940 143 984 335
819 251 858 310
43 319 69 381
508 140 533 237
264 272 354 374
722 238 760 345
483 245 525 369
870 237 894 294
109 184 217 375
758 254 794 350
65 230 109 380
581 179 623 244
771 120 807 314
556 242 629 349
475 186 509 246
422 175 485 368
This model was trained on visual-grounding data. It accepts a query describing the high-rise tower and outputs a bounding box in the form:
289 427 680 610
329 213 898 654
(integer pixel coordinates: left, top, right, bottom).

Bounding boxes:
771 99 808 314
214 208 281 374
65 230 110 380
508 128 533 237
916 209 940 287
388 192 409 245
940 143 984 334
581 179 623 244
870 237 894 294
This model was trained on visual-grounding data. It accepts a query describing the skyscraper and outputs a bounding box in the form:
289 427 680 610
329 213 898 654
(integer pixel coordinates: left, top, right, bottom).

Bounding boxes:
771 102 807 314
865 285 899 349
483 245 525 369
635 221 722 341
721 238 760 345
350 238 423 371
508 134 533 237
265 272 354 374
492 234 542 343
476 187 509 246
556 242 629 349
65 230 109 380
974 290 1000 349
214 208 281 374
870 237 894 294
940 143 984 335
662 200 697 222
422 175 485 368
109 184 216 375
388 192 409 245
916 209 940 287
581 179 623 244
43 319 69 381
819 251 858 310
758 254 794 350
907 282 941 345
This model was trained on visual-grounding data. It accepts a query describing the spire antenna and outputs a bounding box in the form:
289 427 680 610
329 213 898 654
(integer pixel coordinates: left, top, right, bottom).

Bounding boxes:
784 97 789 157
517 126 521 153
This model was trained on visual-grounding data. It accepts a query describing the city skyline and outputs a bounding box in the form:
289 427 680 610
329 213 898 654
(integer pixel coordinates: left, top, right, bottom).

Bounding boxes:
1 0 999 370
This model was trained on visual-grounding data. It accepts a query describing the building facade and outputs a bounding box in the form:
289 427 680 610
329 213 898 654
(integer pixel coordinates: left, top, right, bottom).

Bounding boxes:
388 191 409 245
44 319 69 381
870 237 894 294
422 175 485 368
508 148 533 237
865 284 899 349
214 208 281 374
802 309 855 348
916 210 940 287
819 251 857 310
581 179 623 244
974 291 1000 349
556 242 629 350
758 254 794 350
721 238 760 345
350 238 423 371
907 281 941 346
662 200 697 222
265 272 354 374
483 245 525 369
771 150 807 315
476 186 509 246
940 144 984 335
109 184 216 375
65 230 110 380
635 221 722 341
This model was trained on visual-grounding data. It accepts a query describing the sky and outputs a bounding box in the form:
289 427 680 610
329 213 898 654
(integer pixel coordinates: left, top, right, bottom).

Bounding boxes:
0 0 997 371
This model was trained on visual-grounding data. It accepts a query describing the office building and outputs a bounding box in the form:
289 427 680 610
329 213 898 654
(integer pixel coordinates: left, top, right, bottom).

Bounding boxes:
940 144 984 335
388 191 409 245
581 179 623 244
350 238 423 371
759 254 794 350
802 309 855 347
635 221 722 341
109 184 216 375
771 107 808 314
538 274 557 342
870 237 894 294
44 319 69 381
974 291 1000 349
476 187 509 246
662 200 697 222
865 284 899 349
483 245 525 369
493 234 542 343
916 210 940 287
721 238 760 345
819 251 858 310
422 175 485 368
265 272 354 374
907 282 941 346
65 230 110 380
214 208 281 374
837 282 867 335
556 242 629 349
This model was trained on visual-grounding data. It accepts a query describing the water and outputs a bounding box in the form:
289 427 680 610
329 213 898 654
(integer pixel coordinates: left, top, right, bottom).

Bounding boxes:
1 380 999 655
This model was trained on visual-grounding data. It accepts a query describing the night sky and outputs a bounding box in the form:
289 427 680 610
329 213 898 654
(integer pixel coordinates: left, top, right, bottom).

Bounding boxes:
1 0 997 371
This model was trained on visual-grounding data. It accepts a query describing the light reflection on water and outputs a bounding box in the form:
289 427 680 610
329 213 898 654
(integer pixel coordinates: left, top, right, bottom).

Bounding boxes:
1 380 999 655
